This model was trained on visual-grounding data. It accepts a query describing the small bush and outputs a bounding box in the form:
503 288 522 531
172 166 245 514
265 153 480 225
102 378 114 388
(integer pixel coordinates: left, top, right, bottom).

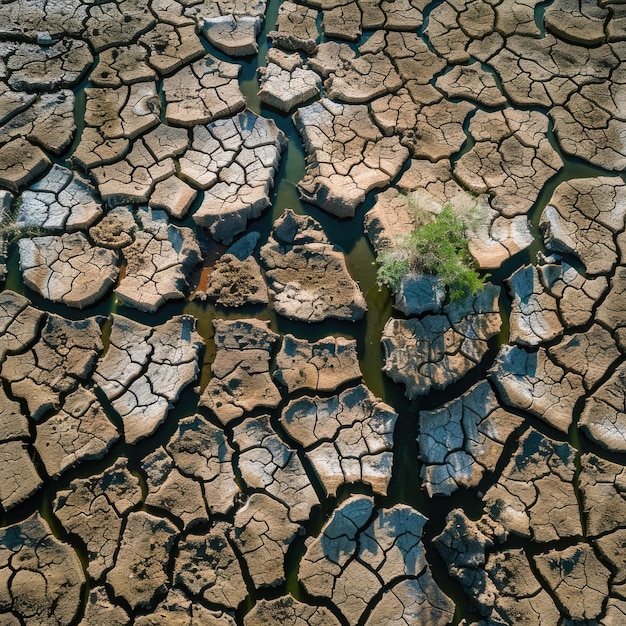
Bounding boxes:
376 200 486 302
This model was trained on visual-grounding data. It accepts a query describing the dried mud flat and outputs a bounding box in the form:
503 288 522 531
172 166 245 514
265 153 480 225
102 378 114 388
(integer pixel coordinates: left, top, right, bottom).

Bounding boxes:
0 0 625 624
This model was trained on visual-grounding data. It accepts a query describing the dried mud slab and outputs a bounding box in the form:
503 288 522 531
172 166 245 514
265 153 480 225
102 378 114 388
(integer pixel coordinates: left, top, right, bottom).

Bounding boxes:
281 385 397 496
134 588 237 626
53 458 142 580
189 111 285 243
488 34 617 108
34 386 119 479
274 334 362 393
0 0 87 39
424 0 499 64
579 454 626 539
107 511 178 611
90 44 156 87
544 0 608 45
540 177 626 276
551 66 626 171
267 1 319 53
234 414 319 522
382 285 501 397
435 510 560 624
299 496 450 624
364 576 455 626
189 0 267 57
0 290 45 363
244 596 340 626
175 522 247 610
294 98 408 217
16 164 102 232
534 261 608 328
3 313 102 421
316 38 403 104
139 23 205 76
84 0 156 52
454 109 563 219
0 89 76 156
0 512 84 625
436 63 507 108
0 138 51 193
163 55 245 127
549 324 620 392
483 429 581 542
80 587 130 626
94 314 203 443
489 344 585 432
419 381 523 496
18 232 120 308
232 492 300 589
166 414 239 515
0 441 42 511
534 544 611 621
580 361 626 452
258 57 322 113
506 264 564 346
205 234 268 307
142 447 210 529
1 39 92 92
89 206 137 250
260 209 367 322
199 318 281 425
115 210 202 312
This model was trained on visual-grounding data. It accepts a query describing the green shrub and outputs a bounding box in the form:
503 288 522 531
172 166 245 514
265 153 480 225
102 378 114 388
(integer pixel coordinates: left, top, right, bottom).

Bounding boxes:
376 200 487 302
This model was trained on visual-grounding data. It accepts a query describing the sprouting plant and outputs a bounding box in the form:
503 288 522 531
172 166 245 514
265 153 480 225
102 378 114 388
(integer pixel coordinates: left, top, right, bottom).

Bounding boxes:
0 202 46 242
376 196 487 303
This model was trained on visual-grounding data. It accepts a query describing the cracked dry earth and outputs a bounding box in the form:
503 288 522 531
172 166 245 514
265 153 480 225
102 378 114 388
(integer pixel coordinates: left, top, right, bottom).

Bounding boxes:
1 0 626 625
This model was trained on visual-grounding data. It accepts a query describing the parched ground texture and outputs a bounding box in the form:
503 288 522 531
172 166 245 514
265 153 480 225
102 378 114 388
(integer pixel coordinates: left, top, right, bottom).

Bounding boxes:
0 0 625 624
